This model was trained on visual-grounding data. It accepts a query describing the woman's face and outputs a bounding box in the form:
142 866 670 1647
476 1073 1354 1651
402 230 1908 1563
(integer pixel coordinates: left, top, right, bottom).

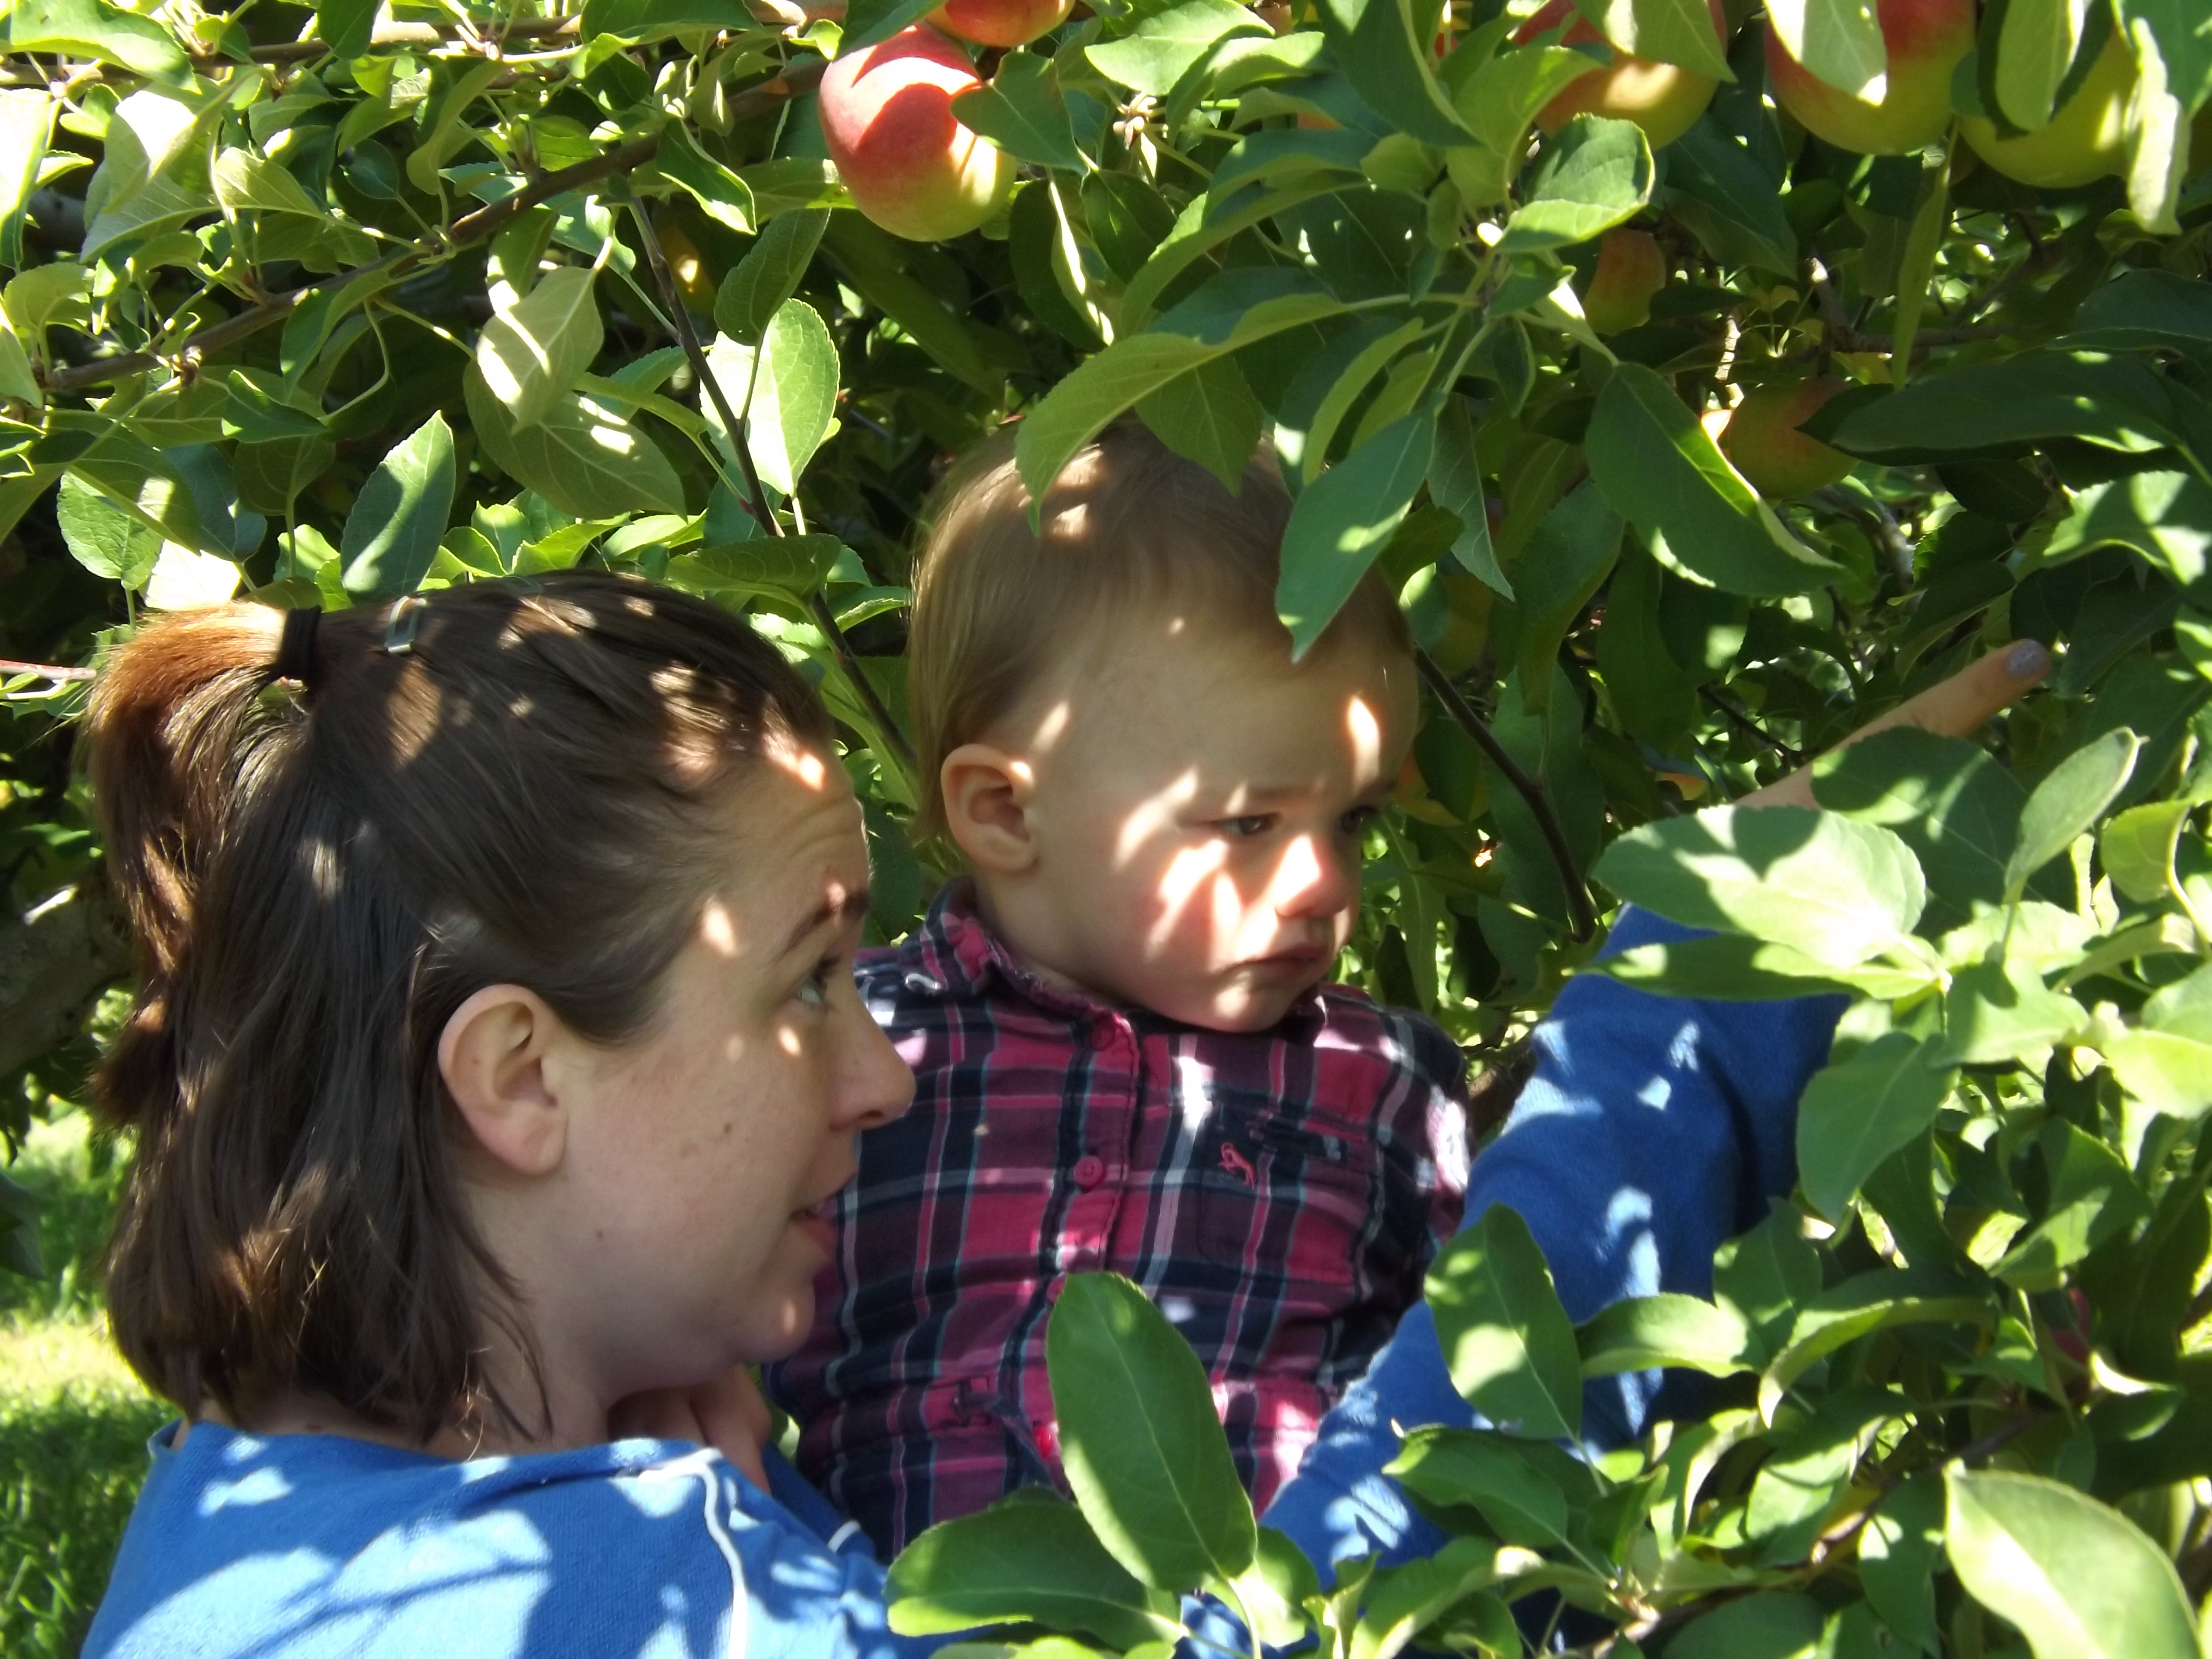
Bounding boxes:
550 742 913 1397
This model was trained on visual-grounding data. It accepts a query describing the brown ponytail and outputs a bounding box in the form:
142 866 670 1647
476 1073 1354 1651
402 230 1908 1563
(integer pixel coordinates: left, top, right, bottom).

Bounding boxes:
84 574 831 1441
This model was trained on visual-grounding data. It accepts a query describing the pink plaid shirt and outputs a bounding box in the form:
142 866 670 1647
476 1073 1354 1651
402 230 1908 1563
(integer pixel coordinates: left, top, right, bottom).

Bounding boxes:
766 884 1471 1556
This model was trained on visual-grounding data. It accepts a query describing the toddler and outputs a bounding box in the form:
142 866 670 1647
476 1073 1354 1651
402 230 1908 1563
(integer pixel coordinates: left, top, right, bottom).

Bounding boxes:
768 422 1471 1554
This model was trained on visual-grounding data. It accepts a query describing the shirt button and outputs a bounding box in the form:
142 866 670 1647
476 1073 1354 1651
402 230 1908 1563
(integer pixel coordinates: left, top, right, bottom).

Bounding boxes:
1071 1154 1106 1189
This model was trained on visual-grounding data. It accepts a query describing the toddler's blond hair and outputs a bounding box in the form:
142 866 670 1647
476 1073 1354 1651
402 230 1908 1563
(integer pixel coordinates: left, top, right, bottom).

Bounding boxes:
908 419 1412 836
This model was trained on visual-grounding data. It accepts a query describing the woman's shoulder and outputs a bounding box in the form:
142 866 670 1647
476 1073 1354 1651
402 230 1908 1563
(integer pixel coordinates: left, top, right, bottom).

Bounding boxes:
83 1423 917 1659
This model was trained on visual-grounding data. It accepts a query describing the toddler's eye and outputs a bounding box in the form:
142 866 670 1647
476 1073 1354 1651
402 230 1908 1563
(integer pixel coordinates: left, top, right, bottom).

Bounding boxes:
795 958 841 1008
1216 814 1274 838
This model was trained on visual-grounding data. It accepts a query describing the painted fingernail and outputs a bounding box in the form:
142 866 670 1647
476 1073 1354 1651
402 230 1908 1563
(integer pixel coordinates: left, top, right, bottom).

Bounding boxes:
2007 640 2052 678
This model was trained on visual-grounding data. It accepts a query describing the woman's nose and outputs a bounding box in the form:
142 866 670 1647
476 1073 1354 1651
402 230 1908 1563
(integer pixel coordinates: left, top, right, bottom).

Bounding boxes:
836 1002 915 1131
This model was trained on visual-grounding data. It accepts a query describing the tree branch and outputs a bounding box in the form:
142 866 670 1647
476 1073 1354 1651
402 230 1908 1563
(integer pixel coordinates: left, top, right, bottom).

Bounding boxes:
622 191 917 770
0 878 130 1079
43 130 671 394
0 659 94 682
1414 648 1595 941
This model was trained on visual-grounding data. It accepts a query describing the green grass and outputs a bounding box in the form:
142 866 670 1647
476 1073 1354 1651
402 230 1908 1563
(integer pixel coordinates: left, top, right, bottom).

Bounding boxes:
1 1111 165 1658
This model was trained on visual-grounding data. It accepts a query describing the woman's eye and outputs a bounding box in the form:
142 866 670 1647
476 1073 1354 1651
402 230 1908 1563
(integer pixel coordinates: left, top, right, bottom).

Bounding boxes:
1217 814 1274 838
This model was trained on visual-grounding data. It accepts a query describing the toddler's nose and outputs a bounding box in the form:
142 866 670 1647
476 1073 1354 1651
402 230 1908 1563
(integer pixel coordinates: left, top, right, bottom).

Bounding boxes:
1268 833 1356 921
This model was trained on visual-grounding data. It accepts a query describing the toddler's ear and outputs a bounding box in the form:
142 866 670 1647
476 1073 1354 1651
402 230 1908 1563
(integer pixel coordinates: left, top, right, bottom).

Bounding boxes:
941 742 1039 873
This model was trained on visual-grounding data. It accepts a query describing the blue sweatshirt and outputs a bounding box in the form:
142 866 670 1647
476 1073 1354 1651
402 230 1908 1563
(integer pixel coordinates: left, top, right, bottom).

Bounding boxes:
1260 908 1847 1570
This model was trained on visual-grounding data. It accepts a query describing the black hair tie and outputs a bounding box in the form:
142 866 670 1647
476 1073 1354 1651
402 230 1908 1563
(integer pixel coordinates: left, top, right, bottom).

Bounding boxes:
275 606 321 686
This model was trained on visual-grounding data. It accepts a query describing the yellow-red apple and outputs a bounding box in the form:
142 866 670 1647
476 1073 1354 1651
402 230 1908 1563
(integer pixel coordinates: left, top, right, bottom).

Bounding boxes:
1514 0 1728 152
1714 378 1855 498
819 25 1015 241
1962 30 2135 189
929 0 1071 48
1583 227 1667 334
1766 0 1972 155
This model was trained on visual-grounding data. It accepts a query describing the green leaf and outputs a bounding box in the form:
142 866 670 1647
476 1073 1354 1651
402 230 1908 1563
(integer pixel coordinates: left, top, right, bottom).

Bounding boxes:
1016 269 1344 509
1764 0 1887 102
0 89 54 269
1826 353 2180 461
0 1168 42 1280
1086 0 1268 96
465 369 688 521
1994 1120 2149 1289
1813 728 2028 916
340 414 456 602
1995 0 2098 129
1427 396 1510 595
1277 413 1435 660
1497 115 1653 253
1446 46 1602 205
56 472 158 589
953 55 1086 173
1587 932 1933 1000
1585 363 1841 597
1666 1592 1824 1658
0 321 38 408
403 60 505 198
1944 1468 2198 1659
1512 480 1621 703
1575 1293 1751 1378
1047 1273 1258 1589
1134 357 1264 496
581 0 756 40
1582 0 1734 75
649 123 757 234
704 299 840 498
1426 1205 1583 1440
316 0 378 59
664 534 844 602
1663 116 1798 275
1932 958 2086 1067
1797 1033 1957 1223
3 0 187 82
1760 1269 1991 1420
212 148 324 216
2068 267 2212 353
2006 728 2142 899
1385 1427 1570 1546
476 266 606 433
2044 471 2212 595
1593 804 1926 968
714 212 829 348
222 370 326 444
884 1495 1183 1649
1860 1473 1944 1654
820 213 1003 395
1321 0 1480 150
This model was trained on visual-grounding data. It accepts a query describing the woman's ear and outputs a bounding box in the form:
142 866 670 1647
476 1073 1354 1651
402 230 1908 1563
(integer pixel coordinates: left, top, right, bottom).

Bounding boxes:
941 743 1039 874
438 986 569 1177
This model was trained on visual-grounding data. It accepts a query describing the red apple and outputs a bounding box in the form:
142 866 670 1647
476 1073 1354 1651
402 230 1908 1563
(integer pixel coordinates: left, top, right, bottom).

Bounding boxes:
1766 0 1973 156
1715 378 1855 498
1513 0 1728 152
819 25 1016 242
1962 30 2135 189
1583 227 1667 334
929 0 1071 48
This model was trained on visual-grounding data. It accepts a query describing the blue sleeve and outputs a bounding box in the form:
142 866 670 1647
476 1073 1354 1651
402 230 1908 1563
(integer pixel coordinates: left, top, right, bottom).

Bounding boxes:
1261 908 1847 1573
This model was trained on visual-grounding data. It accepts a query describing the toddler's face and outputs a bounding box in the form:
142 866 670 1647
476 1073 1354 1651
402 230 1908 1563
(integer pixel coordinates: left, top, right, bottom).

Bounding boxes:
1013 625 1414 1032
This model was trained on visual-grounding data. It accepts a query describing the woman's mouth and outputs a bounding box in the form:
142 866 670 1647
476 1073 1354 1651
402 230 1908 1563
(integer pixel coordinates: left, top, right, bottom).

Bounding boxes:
790 1195 839 1257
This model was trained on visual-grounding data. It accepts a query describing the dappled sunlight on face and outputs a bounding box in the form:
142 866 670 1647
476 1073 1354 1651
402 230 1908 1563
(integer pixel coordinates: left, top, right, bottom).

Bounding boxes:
1013 626 1414 1032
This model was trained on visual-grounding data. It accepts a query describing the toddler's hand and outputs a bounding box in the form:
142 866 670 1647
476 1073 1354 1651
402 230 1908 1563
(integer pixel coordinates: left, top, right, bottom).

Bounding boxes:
608 1365 776 1488
1737 640 2053 811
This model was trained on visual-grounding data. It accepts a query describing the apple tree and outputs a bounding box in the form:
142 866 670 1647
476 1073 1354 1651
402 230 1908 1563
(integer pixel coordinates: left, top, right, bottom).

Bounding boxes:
2 0 2212 1650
